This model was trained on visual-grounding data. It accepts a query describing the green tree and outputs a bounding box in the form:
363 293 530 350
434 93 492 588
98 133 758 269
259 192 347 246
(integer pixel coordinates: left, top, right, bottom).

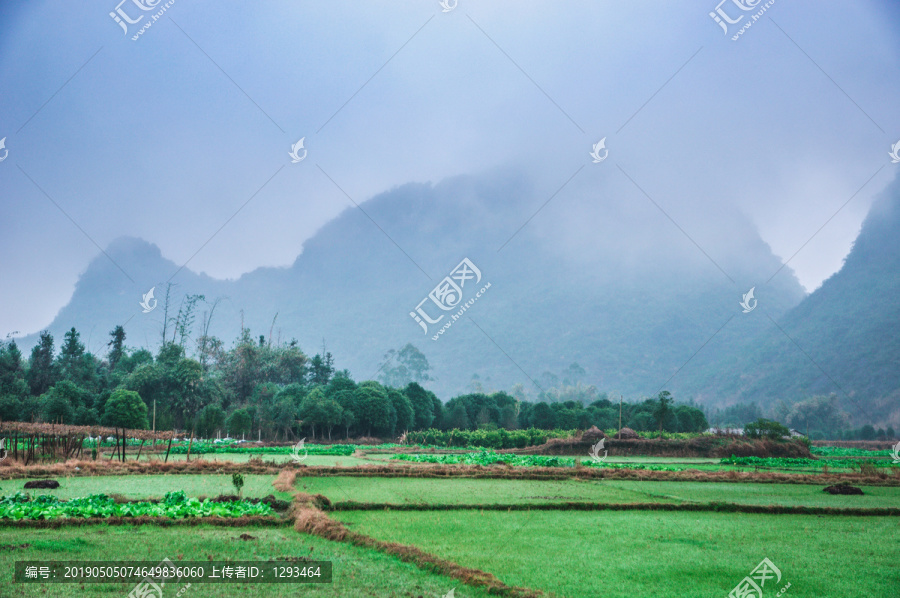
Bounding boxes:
41 384 78 424
169 355 216 429
333 389 361 438
500 404 519 429
196 404 226 438
226 408 253 437
530 402 556 429
58 327 85 378
116 349 153 375
431 394 444 430
0 395 22 421
219 329 263 403
260 341 308 385
107 326 126 370
297 387 324 439
74 405 99 426
446 402 470 430
326 373 357 397
299 388 344 440
102 389 149 429
0 340 25 390
42 380 90 416
53 328 100 392
340 408 356 440
0 340 28 403
319 398 344 440
354 384 393 437
674 404 708 433
388 389 414 435
859 424 876 440
653 391 674 437
26 331 57 396
404 382 435 430
744 418 790 440
308 352 335 386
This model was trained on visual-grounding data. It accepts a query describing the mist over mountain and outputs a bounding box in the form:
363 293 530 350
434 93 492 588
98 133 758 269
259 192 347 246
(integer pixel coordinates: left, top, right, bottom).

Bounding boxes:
681 175 900 427
21 168 830 409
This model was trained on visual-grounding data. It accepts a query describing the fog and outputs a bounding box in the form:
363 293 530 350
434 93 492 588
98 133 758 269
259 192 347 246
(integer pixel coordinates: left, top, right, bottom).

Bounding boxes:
2 0 899 337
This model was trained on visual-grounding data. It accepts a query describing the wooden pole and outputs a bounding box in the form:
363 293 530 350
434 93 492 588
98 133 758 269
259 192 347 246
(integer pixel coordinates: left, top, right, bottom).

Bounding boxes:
186 428 195 462
164 435 173 463
136 439 145 461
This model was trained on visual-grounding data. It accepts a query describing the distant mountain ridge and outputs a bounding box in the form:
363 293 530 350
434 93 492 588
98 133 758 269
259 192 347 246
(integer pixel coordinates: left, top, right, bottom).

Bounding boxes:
681 175 900 426
24 169 897 425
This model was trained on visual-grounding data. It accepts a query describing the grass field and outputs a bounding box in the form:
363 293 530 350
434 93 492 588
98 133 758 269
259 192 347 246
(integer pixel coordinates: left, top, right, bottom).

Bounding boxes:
602 480 900 508
335 509 900 597
0 526 492 597
3 441 897 597
298 476 678 505
296 475 900 509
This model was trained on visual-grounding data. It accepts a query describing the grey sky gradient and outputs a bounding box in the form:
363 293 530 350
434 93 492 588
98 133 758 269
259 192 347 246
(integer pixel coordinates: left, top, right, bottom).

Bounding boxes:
1 0 899 338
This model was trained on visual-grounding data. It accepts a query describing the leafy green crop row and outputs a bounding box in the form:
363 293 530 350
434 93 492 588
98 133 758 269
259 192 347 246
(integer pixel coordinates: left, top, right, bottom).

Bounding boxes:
168 443 358 455
811 446 894 457
392 452 572 467
601 430 703 440
0 491 273 520
720 456 897 469
390 451 688 471
404 428 574 449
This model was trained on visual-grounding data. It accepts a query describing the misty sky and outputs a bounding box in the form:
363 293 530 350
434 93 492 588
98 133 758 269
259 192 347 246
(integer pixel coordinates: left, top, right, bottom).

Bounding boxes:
2 0 900 339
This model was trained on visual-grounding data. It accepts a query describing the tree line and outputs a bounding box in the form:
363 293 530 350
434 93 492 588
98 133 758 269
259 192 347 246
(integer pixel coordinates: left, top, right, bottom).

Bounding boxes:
1 325 711 440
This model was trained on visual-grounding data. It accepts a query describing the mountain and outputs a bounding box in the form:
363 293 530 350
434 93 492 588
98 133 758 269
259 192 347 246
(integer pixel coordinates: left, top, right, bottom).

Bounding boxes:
21 169 813 403
681 175 900 426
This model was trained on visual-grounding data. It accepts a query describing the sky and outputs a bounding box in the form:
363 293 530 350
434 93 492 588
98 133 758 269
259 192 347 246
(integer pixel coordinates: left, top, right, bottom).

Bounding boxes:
1 0 900 339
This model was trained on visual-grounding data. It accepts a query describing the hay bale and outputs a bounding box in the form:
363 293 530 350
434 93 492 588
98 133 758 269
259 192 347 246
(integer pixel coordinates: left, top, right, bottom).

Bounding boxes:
823 483 864 495
614 427 639 440
582 426 606 444
23 480 59 489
